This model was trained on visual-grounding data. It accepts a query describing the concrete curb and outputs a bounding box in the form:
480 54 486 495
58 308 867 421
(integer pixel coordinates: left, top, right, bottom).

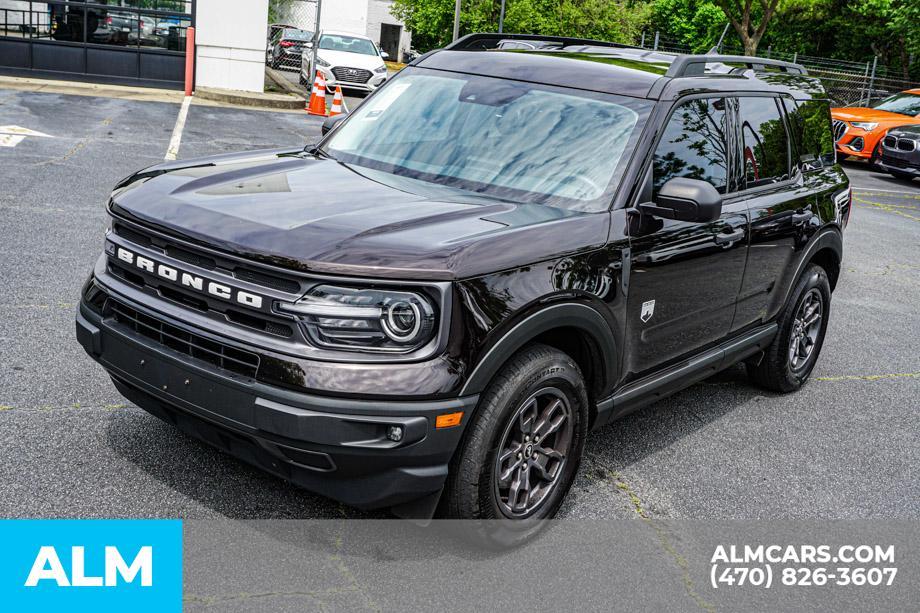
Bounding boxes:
266 67 308 97
195 86 303 110
0 75 184 103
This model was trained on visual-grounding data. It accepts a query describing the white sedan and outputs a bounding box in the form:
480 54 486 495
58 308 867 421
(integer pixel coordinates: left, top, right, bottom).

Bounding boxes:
300 30 390 93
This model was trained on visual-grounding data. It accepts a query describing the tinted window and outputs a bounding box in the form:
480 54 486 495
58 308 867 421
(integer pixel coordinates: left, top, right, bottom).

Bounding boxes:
739 97 790 187
783 98 835 169
283 29 313 41
653 98 728 195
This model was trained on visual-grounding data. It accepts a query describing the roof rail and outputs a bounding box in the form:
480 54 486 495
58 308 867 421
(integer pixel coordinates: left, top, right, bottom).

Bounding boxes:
445 32 629 51
666 54 808 77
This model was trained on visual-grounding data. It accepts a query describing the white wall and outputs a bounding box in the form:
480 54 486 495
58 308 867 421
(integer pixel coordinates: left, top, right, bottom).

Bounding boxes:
319 0 368 34
195 0 268 93
366 0 411 61
319 0 411 62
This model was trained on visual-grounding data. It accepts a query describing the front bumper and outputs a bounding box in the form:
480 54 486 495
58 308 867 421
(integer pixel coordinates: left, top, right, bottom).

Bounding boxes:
76 294 477 513
835 131 872 158
306 66 387 92
877 150 920 176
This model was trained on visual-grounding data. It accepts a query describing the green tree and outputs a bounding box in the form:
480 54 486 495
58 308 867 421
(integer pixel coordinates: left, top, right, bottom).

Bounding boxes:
648 0 726 52
712 0 781 55
391 0 653 52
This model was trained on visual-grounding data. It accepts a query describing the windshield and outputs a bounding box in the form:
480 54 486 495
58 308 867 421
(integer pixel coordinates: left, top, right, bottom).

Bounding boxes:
874 92 920 116
322 70 650 211
283 29 313 41
319 34 378 56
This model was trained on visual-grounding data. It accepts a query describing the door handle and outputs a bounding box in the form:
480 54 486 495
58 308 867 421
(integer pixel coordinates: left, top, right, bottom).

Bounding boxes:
792 211 814 224
714 228 745 245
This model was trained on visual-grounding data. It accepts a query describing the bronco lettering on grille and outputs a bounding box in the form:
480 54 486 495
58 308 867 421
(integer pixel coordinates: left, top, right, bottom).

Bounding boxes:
115 247 264 309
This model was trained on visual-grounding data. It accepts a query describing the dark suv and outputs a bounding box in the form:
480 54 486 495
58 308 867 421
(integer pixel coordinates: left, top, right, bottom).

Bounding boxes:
76 33 849 527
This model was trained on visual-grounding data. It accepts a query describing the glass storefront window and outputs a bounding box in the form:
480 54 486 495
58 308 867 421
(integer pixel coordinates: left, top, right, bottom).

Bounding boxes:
2 1 192 47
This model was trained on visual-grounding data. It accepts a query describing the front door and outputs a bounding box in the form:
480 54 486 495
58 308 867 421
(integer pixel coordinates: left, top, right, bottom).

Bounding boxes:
624 97 750 377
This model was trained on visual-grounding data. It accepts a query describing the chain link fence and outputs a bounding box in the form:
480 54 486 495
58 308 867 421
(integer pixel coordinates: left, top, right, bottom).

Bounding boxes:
266 0 319 72
638 31 920 107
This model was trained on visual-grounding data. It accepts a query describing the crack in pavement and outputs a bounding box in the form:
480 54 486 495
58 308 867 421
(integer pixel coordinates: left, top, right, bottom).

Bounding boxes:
585 454 716 612
31 117 113 167
184 584 362 609
814 372 919 382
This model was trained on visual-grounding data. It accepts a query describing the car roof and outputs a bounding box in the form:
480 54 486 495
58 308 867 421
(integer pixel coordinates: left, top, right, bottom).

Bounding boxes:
416 33 826 101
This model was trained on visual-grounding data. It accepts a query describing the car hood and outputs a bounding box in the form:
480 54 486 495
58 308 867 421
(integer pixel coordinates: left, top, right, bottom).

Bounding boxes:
109 148 608 280
316 49 384 70
831 107 920 125
887 124 920 138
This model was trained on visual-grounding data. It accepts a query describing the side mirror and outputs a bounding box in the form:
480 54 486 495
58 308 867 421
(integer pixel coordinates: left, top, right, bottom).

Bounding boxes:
639 177 722 223
380 51 390 59
305 41 313 49
321 113 348 136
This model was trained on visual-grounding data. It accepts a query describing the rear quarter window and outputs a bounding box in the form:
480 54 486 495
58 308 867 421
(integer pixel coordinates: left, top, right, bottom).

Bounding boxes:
783 98 836 169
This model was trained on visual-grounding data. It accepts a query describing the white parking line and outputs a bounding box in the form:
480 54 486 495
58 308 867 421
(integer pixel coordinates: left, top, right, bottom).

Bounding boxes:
0 125 52 148
165 95 192 161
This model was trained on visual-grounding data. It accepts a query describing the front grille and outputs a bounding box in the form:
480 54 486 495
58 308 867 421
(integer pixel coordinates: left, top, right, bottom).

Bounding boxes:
897 138 916 152
883 135 897 149
832 120 847 142
332 66 372 84
165 245 217 270
108 300 260 378
233 267 301 293
111 222 303 295
113 223 152 248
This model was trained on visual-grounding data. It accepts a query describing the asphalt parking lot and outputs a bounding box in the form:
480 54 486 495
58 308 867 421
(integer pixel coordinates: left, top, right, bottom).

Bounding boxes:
1 87 917 523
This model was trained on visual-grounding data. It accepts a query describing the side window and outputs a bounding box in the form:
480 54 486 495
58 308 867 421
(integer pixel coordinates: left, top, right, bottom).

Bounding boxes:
653 98 729 196
783 98 836 170
738 96 790 187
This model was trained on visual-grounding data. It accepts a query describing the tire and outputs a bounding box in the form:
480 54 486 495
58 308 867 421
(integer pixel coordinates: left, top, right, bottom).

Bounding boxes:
441 343 589 545
868 142 883 170
747 264 831 393
889 170 916 182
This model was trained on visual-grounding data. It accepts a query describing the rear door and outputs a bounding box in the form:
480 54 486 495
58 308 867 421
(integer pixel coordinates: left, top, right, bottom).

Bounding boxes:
624 96 750 377
730 95 816 330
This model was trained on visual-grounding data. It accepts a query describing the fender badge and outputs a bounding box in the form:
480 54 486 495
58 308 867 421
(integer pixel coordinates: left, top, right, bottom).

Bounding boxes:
641 300 655 323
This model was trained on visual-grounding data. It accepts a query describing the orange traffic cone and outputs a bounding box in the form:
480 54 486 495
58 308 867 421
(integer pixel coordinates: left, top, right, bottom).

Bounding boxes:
329 85 347 116
306 70 327 117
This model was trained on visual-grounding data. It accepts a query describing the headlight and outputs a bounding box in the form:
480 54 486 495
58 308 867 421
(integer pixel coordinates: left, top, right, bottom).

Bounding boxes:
278 285 437 353
315 56 331 68
850 122 878 131
374 65 387 74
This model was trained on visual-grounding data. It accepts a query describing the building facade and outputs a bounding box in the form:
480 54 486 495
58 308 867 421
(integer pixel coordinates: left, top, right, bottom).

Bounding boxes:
319 0 411 62
0 0 409 93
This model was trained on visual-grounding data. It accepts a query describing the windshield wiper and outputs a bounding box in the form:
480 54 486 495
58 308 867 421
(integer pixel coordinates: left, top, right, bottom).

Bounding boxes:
307 145 337 162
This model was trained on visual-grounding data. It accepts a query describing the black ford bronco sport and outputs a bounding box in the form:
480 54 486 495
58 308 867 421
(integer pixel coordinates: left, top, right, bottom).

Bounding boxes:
77 33 850 525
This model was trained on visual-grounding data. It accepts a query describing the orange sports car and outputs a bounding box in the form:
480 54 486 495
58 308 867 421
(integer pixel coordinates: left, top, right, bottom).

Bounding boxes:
832 88 920 163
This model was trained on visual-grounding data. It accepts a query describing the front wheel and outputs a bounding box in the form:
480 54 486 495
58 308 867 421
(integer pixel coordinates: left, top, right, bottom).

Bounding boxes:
868 141 883 170
441 344 588 543
747 264 831 392
889 170 916 182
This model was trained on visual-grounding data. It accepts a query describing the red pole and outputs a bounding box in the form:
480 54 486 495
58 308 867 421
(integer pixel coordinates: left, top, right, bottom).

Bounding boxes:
184 26 196 96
